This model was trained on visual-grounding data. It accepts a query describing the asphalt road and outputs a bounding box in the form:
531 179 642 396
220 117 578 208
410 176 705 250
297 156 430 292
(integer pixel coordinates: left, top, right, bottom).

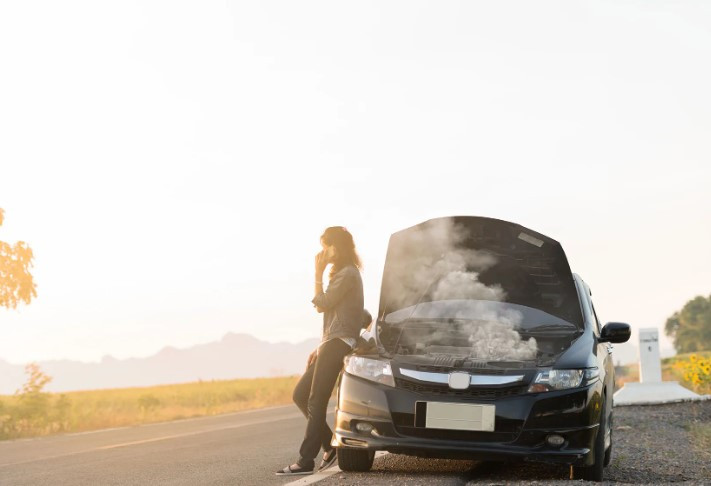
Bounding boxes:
0 404 317 486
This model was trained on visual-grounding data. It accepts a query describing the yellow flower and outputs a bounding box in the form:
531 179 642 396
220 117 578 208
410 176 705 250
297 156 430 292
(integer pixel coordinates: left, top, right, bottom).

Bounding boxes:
690 355 697 362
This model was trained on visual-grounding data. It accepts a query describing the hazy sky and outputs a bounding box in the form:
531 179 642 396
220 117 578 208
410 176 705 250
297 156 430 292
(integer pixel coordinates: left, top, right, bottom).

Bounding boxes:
1 1 709 364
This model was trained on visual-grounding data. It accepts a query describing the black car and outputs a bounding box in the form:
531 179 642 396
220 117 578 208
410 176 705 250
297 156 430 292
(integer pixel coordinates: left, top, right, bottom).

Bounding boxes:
333 216 630 482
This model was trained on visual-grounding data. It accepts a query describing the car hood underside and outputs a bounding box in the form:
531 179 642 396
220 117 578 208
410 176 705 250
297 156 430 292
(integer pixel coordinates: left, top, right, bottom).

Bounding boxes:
378 216 583 327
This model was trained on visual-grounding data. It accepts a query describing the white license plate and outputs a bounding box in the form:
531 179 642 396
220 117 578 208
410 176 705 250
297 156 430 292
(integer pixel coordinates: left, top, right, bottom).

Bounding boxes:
416 401 495 432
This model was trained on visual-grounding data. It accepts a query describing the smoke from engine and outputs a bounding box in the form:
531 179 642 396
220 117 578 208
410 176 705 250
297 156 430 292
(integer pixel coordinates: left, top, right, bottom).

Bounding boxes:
384 218 537 361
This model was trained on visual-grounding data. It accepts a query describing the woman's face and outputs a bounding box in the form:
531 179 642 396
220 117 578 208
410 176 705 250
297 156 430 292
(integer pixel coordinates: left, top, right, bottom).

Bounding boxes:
320 239 336 263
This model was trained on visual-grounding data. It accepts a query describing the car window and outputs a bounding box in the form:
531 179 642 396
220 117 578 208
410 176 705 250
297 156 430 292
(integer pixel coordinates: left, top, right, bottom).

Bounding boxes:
590 300 602 335
577 280 597 335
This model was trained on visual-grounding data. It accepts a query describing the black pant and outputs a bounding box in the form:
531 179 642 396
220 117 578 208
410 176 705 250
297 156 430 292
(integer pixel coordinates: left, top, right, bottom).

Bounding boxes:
292 338 351 469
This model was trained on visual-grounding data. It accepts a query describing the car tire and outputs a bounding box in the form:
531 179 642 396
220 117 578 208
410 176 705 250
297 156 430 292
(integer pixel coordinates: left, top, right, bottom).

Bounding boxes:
573 397 607 482
337 448 375 472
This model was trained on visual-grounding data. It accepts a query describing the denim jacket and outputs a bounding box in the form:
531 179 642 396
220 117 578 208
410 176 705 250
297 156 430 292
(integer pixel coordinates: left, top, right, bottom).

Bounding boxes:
311 264 364 343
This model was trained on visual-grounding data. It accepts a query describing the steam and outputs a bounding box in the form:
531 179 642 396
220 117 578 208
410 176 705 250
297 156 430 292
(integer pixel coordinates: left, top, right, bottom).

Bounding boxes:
423 305 537 361
383 218 538 361
467 321 537 361
383 218 502 309
432 271 504 302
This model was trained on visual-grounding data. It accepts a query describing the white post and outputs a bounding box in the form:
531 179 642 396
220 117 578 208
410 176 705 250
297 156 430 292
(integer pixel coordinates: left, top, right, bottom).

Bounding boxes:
638 328 662 383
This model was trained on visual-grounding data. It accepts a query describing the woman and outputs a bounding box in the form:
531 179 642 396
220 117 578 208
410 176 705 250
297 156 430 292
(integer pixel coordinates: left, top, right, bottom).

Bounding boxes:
276 226 365 476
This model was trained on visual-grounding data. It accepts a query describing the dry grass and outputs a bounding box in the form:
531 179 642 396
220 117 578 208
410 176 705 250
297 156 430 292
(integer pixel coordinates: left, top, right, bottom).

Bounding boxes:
0 375 300 440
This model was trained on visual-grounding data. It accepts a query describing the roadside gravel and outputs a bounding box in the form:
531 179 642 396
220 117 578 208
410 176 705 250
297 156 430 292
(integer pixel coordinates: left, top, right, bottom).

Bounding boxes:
319 400 711 485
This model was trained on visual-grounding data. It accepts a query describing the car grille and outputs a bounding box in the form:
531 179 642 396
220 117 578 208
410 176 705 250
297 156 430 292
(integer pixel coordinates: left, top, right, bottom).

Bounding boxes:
394 378 528 400
411 365 509 375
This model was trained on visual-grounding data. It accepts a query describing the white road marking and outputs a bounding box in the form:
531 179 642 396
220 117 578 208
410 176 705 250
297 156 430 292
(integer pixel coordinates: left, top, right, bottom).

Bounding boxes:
0 411 302 468
283 451 389 486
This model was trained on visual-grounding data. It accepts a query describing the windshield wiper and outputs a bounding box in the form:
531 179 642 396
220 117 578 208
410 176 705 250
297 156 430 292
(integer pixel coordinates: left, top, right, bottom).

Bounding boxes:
523 323 579 332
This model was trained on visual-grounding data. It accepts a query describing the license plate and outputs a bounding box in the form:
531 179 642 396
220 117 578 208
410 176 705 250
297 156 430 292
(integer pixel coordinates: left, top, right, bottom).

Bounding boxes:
415 401 495 432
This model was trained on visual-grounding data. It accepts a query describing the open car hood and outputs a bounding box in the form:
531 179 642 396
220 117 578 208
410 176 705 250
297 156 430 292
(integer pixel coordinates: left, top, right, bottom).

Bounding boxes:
377 216 583 327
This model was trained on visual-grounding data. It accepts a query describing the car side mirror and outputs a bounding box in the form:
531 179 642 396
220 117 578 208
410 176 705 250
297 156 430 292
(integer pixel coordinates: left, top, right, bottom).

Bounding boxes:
599 322 631 343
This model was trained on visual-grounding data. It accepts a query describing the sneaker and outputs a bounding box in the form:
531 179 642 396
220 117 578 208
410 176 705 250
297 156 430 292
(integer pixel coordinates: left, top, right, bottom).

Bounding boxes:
275 463 314 476
319 449 337 471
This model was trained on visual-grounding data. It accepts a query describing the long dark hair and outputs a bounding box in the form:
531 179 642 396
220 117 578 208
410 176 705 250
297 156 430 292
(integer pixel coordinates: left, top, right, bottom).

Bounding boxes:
321 226 362 278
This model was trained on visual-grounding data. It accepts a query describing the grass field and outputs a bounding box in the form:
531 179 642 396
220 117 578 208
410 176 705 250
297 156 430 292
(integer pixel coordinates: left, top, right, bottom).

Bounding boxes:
0 375 300 440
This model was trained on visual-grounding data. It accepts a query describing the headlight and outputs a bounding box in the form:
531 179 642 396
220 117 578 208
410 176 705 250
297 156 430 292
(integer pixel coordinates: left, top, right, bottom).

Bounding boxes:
344 356 395 387
528 368 599 392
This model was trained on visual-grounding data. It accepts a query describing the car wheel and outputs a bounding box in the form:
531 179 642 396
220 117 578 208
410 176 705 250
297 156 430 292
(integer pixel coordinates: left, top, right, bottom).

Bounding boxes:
337 448 375 472
603 410 613 466
573 397 607 482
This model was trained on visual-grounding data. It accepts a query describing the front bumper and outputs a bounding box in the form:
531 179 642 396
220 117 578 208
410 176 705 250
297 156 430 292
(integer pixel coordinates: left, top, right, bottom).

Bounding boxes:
333 371 604 466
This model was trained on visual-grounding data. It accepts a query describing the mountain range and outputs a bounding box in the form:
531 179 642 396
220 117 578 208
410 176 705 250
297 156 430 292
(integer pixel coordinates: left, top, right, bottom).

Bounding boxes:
0 333 319 394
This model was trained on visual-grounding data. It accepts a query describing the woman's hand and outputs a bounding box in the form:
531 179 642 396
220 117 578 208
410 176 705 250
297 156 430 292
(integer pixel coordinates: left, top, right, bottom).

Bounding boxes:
314 250 328 276
306 349 317 370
